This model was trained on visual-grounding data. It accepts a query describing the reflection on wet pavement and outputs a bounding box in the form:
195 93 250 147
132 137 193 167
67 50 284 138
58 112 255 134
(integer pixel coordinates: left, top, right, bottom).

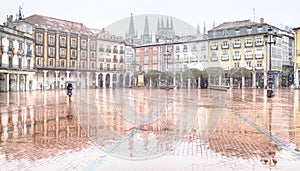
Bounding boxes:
0 88 299 170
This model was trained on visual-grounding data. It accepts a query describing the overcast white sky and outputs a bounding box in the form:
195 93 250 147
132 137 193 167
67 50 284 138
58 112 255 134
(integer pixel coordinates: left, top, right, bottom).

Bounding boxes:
0 0 298 31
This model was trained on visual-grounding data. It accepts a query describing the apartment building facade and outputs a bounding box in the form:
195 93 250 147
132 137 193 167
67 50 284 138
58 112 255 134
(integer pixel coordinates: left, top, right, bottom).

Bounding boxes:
0 14 35 92
207 19 294 88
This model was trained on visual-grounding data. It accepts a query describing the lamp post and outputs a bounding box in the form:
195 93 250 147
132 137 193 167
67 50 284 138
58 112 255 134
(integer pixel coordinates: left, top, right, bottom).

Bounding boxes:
264 27 277 98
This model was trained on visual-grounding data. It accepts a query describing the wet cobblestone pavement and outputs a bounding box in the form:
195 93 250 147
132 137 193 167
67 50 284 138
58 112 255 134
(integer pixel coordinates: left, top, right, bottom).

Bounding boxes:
0 88 299 170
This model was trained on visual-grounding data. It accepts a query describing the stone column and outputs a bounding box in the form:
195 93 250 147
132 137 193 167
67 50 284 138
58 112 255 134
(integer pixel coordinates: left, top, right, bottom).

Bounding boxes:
55 71 59 89
16 74 20 91
43 70 48 90
86 72 90 88
66 71 70 81
230 77 233 88
95 72 99 88
242 76 245 88
103 73 107 89
12 40 19 68
1 37 9 68
263 72 267 88
6 73 9 91
252 72 256 88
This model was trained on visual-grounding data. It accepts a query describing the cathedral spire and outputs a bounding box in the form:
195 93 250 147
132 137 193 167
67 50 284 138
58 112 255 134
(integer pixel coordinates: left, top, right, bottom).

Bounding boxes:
171 17 173 29
157 18 160 30
203 21 206 34
128 13 135 38
166 17 169 28
144 16 149 34
161 17 164 28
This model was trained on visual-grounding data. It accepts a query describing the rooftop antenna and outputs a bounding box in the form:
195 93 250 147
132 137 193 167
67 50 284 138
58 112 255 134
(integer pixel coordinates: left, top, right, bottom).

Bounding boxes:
253 8 256 22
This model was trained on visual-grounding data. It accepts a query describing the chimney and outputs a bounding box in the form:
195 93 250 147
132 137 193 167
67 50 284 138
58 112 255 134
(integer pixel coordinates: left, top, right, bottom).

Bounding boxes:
260 18 264 24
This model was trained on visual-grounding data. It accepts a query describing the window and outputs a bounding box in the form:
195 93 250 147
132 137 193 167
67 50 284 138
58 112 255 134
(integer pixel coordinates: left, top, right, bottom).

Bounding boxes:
37 58 41 66
245 38 253 47
233 51 241 60
49 35 55 46
60 48 66 58
81 40 86 49
81 61 86 69
91 52 95 60
60 37 66 47
99 44 104 52
71 38 77 48
136 48 140 56
210 52 218 61
246 61 252 69
81 51 86 59
183 45 188 52
255 49 263 59
49 47 55 57
192 44 197 51
222 41 229 49
145 48 148 55
71 49 77 58
233 39 240 48
119 46 124 54
113 46 118 53
235 29 240 35
234 62 239 68
72 61 76 68
106 45 111 53
257 26 263 33
245 50 253 59
255 37 263 46
60 60 65 67
153 47 157 54
49 59 54 67
36 33 43 44
91 41 95 50
36 46 43 56
247 27 252 34
211 42 218 50
175 45 180 52
221 51 229 61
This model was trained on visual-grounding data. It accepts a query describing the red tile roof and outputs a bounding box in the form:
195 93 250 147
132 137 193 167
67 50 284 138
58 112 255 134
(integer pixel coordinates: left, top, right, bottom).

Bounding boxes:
24 14 93 35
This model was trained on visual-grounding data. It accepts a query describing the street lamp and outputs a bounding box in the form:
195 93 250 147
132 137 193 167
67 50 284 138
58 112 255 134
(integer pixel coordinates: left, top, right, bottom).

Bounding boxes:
264 27 277 98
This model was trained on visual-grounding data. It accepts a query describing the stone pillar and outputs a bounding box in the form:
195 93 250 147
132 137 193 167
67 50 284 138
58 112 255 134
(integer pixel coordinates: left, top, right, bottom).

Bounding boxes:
242 76 245 88
16 74 20 91
22 56 27 69
230 77 233 88
6 73 9 91
66 71 70 81
219 75 222 86
103 73 107 89
252 72 256 88
110 74 113 88
86 72 90 88
77 72 80 88
43 70 48 90
296 70 300 88
95 72 99 88
1 37 9 68
55 71 59 89
12 40 19 68
264 72 267 88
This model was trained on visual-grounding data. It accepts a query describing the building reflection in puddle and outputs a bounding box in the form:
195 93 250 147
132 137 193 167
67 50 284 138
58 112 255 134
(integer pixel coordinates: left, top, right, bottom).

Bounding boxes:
0 91 90 163
75 88 225 160
0 88 299 170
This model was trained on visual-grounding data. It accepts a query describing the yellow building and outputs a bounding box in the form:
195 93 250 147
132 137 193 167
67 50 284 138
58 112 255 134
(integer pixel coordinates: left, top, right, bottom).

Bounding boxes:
294 27 300 88
208 19 294 88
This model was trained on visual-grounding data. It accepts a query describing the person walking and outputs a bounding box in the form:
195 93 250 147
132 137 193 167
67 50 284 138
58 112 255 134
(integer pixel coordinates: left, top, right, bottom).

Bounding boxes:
67 83 73 101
